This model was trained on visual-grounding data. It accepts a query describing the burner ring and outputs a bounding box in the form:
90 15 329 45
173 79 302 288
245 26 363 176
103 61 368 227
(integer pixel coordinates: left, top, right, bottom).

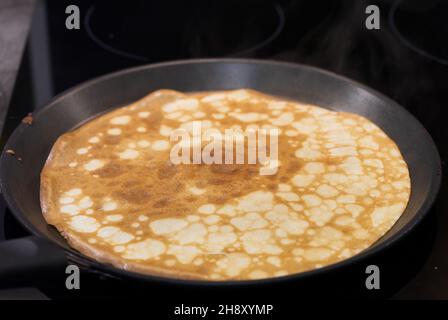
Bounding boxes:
85 2 285 62
389 0 448 66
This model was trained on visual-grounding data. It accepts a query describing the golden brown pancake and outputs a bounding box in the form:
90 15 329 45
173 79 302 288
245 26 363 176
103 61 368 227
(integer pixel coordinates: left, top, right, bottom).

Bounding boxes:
41 89 411 280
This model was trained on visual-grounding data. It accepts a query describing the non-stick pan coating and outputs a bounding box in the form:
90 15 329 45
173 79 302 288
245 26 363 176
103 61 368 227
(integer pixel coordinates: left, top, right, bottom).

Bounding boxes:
0 59 441 286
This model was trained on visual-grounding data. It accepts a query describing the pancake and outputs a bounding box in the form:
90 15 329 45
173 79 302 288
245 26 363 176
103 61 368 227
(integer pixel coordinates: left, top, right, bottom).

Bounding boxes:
40 89 411 280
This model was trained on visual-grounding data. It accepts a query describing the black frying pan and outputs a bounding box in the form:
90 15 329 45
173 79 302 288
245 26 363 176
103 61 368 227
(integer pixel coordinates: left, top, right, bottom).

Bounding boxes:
0 59 441 290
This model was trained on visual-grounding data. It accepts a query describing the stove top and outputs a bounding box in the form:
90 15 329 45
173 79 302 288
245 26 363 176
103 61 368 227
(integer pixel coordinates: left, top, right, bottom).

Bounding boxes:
1 0 447 300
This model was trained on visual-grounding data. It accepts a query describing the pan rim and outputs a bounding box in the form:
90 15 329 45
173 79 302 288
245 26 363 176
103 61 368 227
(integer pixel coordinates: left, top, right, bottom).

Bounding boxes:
0 58 442 286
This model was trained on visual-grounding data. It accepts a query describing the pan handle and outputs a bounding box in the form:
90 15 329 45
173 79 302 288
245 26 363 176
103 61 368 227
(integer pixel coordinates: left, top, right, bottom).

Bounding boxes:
0 236 67 288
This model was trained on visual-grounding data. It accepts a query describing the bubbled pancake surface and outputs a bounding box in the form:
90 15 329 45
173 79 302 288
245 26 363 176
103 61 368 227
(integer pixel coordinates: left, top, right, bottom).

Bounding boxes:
41 89 411 280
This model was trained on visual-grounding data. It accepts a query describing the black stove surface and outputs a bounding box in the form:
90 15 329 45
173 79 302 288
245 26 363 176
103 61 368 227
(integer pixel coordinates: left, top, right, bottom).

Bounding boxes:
1 0 447 300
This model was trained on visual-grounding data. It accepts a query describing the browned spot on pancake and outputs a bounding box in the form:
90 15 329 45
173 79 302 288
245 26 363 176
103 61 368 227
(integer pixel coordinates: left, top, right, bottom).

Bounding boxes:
97 163 125 178
286 160 302 173
143 110 163 127
121 180 143 188
207 178 229 186
114 188 151 204
195 180 208 188
103 136 121 145
173 182 185 192
210 164 240 174
208 195 231 204
157 161 177 179
153 197 170 208
185 196 197 202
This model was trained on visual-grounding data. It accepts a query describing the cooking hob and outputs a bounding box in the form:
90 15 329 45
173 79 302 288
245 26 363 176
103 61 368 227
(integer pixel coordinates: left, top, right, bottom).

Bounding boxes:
0 0 447 300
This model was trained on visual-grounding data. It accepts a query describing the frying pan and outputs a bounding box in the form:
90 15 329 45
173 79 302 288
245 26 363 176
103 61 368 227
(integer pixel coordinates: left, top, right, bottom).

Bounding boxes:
0 59 441 290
